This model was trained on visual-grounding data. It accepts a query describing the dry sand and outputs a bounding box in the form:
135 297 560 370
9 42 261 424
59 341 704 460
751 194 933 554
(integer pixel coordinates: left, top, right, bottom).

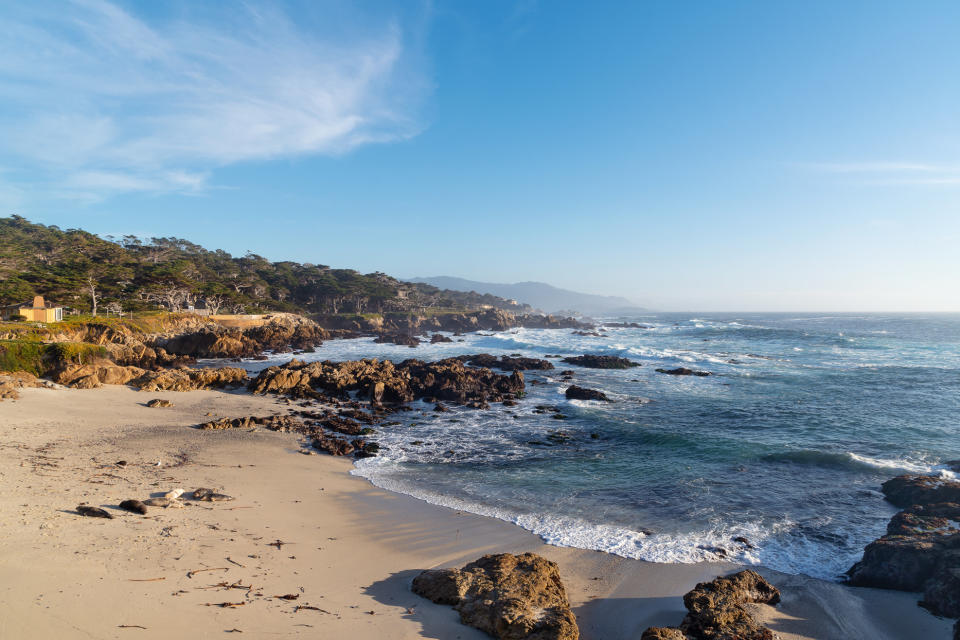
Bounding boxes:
0 386 952 639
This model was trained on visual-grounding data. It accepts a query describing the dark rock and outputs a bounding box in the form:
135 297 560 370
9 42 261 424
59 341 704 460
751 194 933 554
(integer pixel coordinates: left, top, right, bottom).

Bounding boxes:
430 334 453 343
642 570 780 640
564 385 611 402
560 354 640 369
374 333 420 347
411 552 579 640
461 354 554 371
572 330 602 337
603 322 651 329
655 367 711 377
119 499 147 515
434 403 450 412
882 475 960 508
848 475 960 618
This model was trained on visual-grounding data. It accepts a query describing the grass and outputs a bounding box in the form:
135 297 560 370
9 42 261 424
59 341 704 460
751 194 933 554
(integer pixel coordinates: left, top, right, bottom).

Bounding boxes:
0 340 107 375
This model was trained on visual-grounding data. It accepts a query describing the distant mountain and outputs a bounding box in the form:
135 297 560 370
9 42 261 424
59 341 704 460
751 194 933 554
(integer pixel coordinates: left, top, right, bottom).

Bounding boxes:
408 276 647 315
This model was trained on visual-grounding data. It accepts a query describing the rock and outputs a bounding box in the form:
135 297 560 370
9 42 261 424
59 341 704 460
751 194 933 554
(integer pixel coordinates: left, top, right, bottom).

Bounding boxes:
642 570 779 640
374 333 420 347
146 398 174 408
77 505 113 519
560 355 640 369
564 385 611 402
411 552 579 640
434 403 450 412
603 322 651 329
249 357 524 407
921 564 960 618
462 354 554 371
882 475 960 508
572 330 602 337
641 629 687 640
848 474 960 618
134 367 248 392
430 334 453 343
655 367 711 376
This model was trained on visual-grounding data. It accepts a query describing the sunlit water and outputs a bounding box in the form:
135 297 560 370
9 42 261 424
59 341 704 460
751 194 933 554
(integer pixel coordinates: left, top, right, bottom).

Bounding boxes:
212 313 960 579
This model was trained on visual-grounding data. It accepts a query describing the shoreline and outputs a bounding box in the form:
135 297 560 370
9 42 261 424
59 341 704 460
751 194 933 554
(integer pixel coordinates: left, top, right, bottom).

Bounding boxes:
0 385 953 639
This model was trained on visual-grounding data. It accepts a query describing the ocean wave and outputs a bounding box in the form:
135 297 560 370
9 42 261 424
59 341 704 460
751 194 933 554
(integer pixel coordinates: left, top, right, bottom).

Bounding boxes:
765 450 955 478
350 460 854 579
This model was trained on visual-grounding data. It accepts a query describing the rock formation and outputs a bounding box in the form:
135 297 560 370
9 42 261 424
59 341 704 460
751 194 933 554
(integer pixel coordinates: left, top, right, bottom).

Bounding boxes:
564 385 611 402
641 570 780 640
462 354 555 371
848 474 960 618
411 552 579 640
249 357 524 406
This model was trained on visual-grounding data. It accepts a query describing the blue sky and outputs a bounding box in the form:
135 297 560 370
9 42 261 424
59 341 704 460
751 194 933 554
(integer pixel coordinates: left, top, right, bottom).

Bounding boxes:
1 0 958 311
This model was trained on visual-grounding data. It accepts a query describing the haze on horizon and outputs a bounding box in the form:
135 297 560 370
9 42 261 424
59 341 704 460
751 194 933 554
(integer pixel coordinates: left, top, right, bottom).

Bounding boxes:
0 1 957 313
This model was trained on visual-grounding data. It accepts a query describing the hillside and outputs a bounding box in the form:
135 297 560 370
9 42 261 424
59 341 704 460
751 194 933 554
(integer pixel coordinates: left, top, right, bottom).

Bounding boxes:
0 216 529 317
409 276 646 315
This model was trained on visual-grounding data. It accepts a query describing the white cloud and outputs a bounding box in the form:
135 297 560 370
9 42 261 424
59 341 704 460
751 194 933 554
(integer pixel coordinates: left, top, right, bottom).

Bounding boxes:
0 1 429 199
804 161 960 186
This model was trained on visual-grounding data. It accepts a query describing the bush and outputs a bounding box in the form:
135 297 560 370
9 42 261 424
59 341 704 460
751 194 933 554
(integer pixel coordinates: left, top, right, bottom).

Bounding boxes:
10 314 28 322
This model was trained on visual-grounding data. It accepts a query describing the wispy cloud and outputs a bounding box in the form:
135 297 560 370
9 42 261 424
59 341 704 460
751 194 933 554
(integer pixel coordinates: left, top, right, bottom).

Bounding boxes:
0 1 429 201
804 161 960 186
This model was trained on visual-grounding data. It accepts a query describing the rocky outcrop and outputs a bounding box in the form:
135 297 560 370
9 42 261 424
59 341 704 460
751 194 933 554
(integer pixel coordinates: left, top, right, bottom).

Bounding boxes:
152 313 327 359
564 385 610 402
881 475 960 508
314 309 590 336
848 474 960 618
641 570 780 640
52 362 247 391
0 371 57 400
411 552 579 640
430 334 453 343
603 322 651 329
199 415 303 431
53 362 146 388
249 357 524 406
561 354 640 369
133 367 248 392
462 354 555 371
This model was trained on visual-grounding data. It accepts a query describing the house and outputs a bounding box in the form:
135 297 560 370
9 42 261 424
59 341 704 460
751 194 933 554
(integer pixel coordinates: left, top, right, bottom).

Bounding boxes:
0 296 63 322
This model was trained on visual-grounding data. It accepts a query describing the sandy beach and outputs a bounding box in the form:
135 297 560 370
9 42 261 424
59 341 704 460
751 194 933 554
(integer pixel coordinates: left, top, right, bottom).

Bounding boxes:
0 386 952 640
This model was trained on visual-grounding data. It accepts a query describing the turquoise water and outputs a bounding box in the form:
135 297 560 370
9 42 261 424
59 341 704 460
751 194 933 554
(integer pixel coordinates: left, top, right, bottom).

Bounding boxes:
234 313 960 579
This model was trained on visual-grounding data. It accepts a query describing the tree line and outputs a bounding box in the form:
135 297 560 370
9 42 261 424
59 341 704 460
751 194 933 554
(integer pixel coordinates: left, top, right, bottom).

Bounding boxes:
0 216 529 317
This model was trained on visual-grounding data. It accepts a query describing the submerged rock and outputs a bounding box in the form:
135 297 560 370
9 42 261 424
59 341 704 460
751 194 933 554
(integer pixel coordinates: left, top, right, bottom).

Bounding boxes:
655 367 711 377
642 570 780 640
560 354 640 369
411 552 579 640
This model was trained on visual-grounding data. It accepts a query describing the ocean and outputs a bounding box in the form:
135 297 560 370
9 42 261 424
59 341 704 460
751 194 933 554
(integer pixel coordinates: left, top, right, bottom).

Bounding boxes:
226 313 960 580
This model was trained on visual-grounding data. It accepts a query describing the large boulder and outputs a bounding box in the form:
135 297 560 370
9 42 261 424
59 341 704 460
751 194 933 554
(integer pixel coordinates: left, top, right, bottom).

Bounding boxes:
564 385 611 402
642 570 780 640
411 552 578 640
